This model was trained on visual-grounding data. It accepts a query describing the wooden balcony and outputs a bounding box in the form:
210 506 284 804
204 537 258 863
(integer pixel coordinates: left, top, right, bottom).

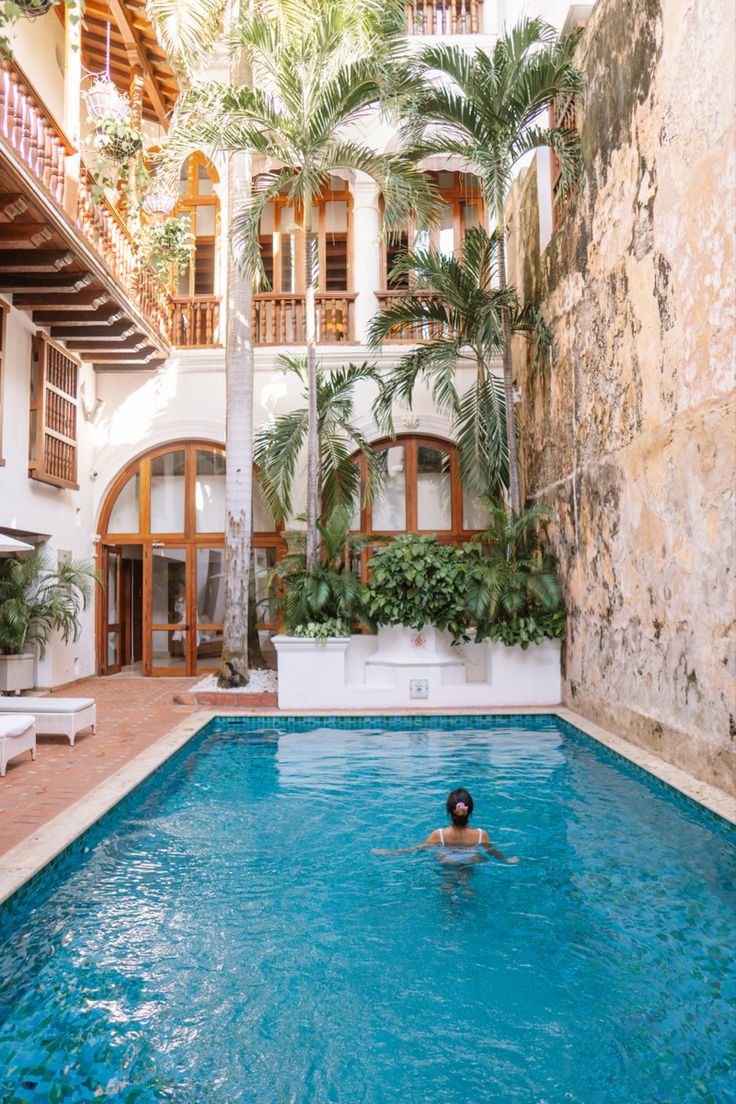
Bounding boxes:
0 59 170 369
171 296 221 347
407 0 482 35
252 293 356 345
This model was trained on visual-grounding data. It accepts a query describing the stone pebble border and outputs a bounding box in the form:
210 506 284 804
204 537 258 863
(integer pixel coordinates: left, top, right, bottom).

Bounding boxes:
0 705 733 906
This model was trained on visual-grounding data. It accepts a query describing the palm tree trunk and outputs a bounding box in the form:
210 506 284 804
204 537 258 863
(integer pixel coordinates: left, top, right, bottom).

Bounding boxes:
496 198 523 517
218 0 253 687
303 196 320 570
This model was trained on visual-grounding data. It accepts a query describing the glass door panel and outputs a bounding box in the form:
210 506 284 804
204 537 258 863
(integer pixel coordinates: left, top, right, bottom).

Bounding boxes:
195 546 224 671
103 545 122 674
150 546 191 673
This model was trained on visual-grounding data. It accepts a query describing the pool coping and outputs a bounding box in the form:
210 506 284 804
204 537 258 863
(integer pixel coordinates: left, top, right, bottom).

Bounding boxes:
0 705 733 905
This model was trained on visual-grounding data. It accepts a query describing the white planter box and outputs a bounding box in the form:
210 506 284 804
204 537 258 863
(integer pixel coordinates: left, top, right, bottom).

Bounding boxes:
0 653 35 694
274 631 561 710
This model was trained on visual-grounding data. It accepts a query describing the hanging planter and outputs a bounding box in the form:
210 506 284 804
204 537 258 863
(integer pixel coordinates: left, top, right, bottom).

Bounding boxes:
94 118 144 165
142 184 177 219
84 76 130 125
14 0 56 18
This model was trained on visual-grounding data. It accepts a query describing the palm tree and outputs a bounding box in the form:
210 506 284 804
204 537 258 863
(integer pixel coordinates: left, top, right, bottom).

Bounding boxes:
169 0 434 569
254 354 384 523
369 226 538 501
150 0 256 687
406 19 583 514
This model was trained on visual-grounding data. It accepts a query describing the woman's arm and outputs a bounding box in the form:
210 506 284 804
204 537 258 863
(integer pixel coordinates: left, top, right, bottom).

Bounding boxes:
480 830 520 863
371 830 440 856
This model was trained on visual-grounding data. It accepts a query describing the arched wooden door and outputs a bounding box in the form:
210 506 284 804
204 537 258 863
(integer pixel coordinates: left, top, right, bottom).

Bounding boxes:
97 441 281 676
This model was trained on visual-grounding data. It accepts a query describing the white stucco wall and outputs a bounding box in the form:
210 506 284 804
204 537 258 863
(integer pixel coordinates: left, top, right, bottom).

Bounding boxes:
0 303 98 688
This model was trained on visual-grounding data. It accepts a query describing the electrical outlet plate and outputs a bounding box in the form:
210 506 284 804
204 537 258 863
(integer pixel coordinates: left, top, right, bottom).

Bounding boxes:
409 678 429 700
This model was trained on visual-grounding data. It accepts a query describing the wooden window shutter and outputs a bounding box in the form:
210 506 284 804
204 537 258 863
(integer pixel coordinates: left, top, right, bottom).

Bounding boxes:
28 334 80 490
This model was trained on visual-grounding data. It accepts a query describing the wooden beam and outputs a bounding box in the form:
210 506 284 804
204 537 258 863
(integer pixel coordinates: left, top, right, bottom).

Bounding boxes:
0 273 93 293
94 358 166 372
65 336 150 354
0 250 74 272
107 0 170 126
34 305 125 326
14 289 111 309
90 346 157 362
51 320 137 339
0 195 29 221
0 223 53 246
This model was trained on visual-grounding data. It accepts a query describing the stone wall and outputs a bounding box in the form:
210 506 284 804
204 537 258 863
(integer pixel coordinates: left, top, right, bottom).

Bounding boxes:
507 0 736 793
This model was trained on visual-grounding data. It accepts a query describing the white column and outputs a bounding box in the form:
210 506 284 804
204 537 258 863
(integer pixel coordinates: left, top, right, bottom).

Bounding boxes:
63 0 82 219
351 177 381 347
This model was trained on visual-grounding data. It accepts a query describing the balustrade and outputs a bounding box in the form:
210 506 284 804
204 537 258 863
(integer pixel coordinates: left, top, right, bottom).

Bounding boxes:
407 0 481 35
0 59 171 344
375 290 445 343
252 293 356 345
171 296 221 347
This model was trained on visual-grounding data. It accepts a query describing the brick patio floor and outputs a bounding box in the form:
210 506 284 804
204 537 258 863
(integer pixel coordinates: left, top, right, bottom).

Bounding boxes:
0 677 199 857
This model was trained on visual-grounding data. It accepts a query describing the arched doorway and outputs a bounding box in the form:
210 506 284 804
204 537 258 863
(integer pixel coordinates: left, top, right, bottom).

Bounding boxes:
350 434 488 580
97 441 280 676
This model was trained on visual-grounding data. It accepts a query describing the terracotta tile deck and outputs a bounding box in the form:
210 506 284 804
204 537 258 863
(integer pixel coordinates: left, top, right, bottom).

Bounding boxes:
0 677 199 857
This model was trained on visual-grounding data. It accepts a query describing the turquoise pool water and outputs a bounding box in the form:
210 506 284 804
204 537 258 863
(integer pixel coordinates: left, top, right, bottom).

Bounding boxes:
0 715 734 1103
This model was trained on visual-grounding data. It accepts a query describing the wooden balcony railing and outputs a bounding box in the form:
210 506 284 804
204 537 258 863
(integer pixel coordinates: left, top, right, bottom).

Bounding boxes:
375 290 446 343
0 59 171 345
253 293 356 345
171 296 221 347
407 0 481 35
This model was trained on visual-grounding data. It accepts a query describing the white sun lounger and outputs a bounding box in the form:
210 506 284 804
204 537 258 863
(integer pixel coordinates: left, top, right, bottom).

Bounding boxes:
0 714 37 777
0 697 96 746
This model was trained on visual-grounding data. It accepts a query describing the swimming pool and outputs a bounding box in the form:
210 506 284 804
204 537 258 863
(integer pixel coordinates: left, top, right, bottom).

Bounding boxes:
0 715 734 1103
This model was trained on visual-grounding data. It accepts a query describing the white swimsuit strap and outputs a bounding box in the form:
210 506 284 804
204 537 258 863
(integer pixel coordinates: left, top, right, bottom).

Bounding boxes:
477 828 482 844
439 828 444 845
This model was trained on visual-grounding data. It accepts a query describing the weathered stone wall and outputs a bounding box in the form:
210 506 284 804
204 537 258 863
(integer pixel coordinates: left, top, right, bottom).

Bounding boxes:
507 0 736 793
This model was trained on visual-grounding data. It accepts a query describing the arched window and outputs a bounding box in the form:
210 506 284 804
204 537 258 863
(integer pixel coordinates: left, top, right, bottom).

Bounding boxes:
98 442 280 677
176 154 220 298
350 435 488 579
383 172 483 288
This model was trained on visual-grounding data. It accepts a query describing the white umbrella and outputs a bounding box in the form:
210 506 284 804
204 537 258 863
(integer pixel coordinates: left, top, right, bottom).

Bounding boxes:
0 533 35 554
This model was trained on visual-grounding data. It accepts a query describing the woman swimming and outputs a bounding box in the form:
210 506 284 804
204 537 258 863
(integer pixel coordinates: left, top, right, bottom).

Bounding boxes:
371 788 519 863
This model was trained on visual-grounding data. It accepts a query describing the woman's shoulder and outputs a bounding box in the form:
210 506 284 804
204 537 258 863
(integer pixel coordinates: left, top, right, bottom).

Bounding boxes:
426 828 443 844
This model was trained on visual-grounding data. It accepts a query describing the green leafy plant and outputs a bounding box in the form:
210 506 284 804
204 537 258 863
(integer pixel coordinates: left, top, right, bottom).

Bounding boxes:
94 117 144 165
141 214 195 286
289 618 353 641
363 533 470 643
0 554 99 657
465 504 565 649
268 506 373 635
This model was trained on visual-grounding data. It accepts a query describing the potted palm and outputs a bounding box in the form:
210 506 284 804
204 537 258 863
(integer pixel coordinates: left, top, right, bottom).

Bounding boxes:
0 554 98 693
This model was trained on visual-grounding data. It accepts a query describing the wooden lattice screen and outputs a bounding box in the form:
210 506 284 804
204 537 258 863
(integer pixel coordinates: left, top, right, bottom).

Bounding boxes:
29 334 79 490
550 95 578 230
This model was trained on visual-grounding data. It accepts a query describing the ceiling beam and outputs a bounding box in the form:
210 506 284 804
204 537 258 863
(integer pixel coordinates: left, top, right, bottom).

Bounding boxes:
14 288 111 310
51 321 137 339
106 0 171 126
34 305 125 326
0 273 93 293
0 194 29 221
0 223 53 246
0 250 74 272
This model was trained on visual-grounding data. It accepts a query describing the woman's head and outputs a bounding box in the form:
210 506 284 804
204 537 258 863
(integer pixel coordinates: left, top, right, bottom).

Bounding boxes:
446 788 474 828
